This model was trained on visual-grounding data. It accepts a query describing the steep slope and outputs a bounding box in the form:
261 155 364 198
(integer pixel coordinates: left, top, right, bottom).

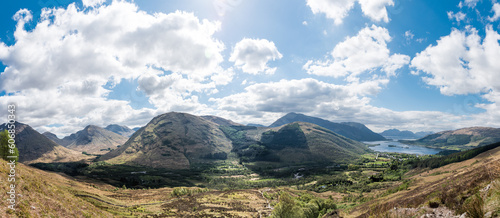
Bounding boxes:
404 127 500 150
0 159 112 217
201 115 244 126
269 112 385 141
100 112 233 169
105 124 136 137
0 122 89 163
61 125 128 155
233 122 369 164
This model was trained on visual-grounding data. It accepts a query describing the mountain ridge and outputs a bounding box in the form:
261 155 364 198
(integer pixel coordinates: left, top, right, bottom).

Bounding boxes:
269 112 385 141
403 126 500 150
0 122 89 163
57 125 128 155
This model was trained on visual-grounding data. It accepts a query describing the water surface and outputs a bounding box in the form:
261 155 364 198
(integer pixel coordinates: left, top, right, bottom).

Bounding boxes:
364 140 442 155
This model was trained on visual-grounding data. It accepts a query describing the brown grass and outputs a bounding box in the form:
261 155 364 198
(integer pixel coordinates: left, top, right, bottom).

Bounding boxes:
351 145 500 217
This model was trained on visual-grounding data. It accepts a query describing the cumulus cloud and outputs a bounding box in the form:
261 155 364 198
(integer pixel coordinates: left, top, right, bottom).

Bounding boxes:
229 38 283 75
0 1 230 136
306 0 394 24
489 3 500 22
411 26 500 129
357 0 394 23
303 25 410 79
411 26 500 96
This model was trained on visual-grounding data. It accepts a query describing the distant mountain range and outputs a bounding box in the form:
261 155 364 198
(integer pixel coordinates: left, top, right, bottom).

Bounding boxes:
402 127 500 150
44 125 128 155
1 122 89 163
105 124 136 137
380 129 433 140
269 112 385 141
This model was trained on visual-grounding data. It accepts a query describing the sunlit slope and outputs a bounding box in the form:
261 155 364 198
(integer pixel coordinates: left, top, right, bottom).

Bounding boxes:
100 112 233 169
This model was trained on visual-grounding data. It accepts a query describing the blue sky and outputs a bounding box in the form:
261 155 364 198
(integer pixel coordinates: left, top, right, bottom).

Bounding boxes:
1 0 500 137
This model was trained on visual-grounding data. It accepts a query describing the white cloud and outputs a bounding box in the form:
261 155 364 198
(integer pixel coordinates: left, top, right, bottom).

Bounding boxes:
357 0 394 23
463 0 479 8
411 26 500 96
489 3 500 22
229 38 283 75
306 0 393 24
447 11 467 22
411 26 500 129
82 0 106 7
0 1 231 136
304 25 409 79
302 21 308 25
405 30 414 39
209 78 463 132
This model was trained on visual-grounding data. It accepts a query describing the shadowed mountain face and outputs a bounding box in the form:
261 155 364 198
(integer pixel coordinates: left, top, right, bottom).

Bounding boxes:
0 122 88 163
225 122 369 165
105 124 136 137
59 125 128 155
269 113 385 141
100 112 233 169
404 127 500 150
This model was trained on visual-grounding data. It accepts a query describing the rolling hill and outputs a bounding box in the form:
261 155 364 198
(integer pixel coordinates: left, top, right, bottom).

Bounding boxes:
269 112 385 141
56 125 128 155
100 112 233 169
0 122 89 164
403 127 500 150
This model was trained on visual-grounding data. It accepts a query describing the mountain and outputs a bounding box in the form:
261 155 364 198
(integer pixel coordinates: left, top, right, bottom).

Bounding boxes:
254 122 370 164
100 112 233 169
104 124 135 137
415 131 434 138
201 115 244 126
0 122 89 163
380 129 419 139
132 127 141 131
42 131 66 145
60 125 128 155
246 123 265 127
269 112 385 141
403 127 500 150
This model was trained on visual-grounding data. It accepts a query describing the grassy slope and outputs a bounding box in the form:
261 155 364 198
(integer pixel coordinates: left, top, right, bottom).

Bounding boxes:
0 159 112 217
351 144 500 217
101 112 232 169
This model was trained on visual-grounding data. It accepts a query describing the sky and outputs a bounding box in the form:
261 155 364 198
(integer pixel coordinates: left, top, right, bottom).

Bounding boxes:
1 0 500 137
